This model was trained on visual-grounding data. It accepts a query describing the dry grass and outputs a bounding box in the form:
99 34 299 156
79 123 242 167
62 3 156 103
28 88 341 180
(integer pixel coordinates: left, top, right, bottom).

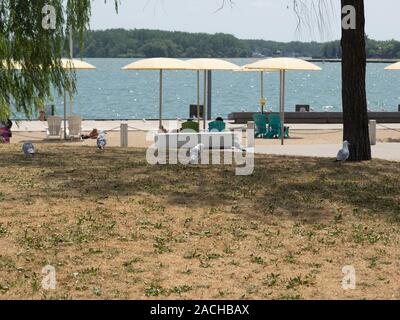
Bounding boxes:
0 144 400 300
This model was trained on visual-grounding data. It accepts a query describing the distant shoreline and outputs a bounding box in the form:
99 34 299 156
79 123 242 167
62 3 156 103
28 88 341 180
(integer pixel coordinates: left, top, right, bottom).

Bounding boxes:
80 29 400 60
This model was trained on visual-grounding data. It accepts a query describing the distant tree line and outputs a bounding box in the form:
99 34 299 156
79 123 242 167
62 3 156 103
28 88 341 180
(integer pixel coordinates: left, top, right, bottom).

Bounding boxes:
77 29 400 59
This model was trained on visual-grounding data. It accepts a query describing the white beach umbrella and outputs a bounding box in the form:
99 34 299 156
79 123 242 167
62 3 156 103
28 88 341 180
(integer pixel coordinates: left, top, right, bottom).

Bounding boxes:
1 61 22 119
122 58 198 130
1 60 22 70
61 58 97 71
186 59 240 130
2 58 96 139
244 58 321 145
385 62 400 70
235 67 276 113
61 59 96 139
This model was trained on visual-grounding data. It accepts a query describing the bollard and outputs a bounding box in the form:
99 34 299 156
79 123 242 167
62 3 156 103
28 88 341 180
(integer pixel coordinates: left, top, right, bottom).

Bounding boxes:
120 123 128 148
247 121 255 149
369 120 376 146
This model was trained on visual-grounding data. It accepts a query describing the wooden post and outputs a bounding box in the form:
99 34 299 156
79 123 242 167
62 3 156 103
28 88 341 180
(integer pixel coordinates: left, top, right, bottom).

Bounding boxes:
247 121 255 149
120 123 128 147
207 70 212 121
159 70 163 130
203 70 207 131
369 120 376 146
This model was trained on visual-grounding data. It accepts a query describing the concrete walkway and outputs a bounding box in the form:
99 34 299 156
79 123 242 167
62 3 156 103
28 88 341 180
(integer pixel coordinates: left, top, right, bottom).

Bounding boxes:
256 143 400 162
11 120 247 132
11 120 400 132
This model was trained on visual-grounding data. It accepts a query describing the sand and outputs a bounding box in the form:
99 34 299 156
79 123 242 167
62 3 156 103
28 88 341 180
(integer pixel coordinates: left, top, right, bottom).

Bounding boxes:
8 128 400 148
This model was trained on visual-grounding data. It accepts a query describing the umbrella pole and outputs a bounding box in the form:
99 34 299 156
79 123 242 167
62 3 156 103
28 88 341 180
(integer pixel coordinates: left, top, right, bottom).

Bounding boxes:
69 27 73 59
69 92 73 115
159 70 163 130
261 71 264 114
63 89 67 140
203 70 207 131
197 70 200 122
279 70 286 146
69 29 73 116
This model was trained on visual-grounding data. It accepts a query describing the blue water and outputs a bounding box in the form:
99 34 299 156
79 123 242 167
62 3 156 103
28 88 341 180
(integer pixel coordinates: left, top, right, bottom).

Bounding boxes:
22 58 400 119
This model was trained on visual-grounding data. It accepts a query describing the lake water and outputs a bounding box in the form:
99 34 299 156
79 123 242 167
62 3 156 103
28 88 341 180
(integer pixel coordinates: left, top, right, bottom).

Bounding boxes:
27 58 400 119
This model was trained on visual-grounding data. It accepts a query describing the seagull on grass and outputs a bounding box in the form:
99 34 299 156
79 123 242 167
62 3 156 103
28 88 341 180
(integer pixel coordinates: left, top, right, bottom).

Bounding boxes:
233 136 246 152
190 143 204 164
22 142 35 157
97 130 107 150
335 141 350 162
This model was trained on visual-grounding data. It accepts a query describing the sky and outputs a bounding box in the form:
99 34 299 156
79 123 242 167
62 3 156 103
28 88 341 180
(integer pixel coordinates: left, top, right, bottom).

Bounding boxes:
90 0 400 42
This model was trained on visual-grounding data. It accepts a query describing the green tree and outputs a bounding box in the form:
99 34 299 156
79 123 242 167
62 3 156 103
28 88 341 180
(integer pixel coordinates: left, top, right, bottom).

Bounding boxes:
294 0 371 161
0 0 117 120
340 0 371 161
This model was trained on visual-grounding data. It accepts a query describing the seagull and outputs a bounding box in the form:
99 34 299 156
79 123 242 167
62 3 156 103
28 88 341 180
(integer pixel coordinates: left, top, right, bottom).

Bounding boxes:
336 141 350 162
190 143 204 164
233 136 246 152
97 130 107 150
22 142 35 157
324 106 334 112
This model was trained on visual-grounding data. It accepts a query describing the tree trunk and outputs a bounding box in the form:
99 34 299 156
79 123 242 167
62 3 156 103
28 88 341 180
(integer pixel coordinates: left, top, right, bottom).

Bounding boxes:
341 0 371 161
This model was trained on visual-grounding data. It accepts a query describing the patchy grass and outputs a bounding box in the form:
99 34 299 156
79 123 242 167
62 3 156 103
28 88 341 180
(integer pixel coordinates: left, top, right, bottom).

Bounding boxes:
0 144 400 299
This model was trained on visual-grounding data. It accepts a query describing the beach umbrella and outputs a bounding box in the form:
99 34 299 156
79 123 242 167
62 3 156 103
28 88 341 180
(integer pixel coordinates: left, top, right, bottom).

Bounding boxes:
122 58 198 130
235 67 276 114
186 59 240 130
61 58 96 139
1 60 22 70
1 61 22 119
244 58 321 145
385 62 400 70
2 59 96 139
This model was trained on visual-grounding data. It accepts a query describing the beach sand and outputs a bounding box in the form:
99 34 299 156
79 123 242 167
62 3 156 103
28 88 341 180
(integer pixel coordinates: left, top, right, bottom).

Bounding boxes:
8 128 400 148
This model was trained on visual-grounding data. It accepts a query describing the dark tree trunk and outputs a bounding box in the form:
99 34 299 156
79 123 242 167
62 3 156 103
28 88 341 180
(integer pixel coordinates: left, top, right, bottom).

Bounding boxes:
341 0 371 161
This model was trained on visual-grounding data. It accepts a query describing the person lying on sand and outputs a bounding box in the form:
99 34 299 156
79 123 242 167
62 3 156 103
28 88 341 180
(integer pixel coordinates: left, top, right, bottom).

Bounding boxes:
159 126 168 133
81 128 99 140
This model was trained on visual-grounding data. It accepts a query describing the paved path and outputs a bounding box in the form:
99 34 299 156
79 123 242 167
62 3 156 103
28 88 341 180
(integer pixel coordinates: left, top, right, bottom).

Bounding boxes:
11 120 400 132
256 143 400 162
